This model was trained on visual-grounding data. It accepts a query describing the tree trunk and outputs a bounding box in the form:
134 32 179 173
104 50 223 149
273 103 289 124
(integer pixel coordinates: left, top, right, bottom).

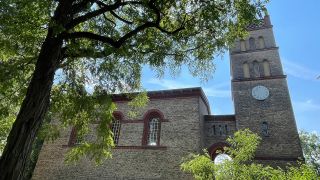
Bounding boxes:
0 36 62 180
0 1 74 179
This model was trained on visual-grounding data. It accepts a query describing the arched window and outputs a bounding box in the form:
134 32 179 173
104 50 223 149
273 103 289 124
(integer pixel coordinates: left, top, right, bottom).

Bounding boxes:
258 36 265 49
249 37 256 50
112 112 123 145
142 109 164 146
262 122 269 137
208 142 230 161
263 60 271 76
240 40 246 51
243 62 250 78
253 61 261 78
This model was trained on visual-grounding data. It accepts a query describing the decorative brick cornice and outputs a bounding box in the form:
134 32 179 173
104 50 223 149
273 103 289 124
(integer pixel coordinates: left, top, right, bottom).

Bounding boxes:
232 75 286 82
113 111 124 121
246 15 273 31
117 119 170 124
204 115 236 122
247 25 273 31
230 47 278 55
111 87 211 114
114 146 167 150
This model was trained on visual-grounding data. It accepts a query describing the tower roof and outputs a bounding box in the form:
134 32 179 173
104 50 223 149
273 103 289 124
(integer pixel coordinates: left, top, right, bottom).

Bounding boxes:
247 15 272 31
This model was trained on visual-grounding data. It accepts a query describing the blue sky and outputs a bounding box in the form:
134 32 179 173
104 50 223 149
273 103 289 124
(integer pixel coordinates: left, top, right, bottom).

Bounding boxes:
140 1 320 133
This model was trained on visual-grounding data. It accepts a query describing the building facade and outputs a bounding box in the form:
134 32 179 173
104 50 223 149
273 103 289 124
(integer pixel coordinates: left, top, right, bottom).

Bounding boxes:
33 16 303 179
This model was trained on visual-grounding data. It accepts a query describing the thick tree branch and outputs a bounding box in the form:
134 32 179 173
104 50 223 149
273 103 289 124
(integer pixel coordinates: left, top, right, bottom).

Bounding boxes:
63 20 185 48
65 1 143 30
64 32 119 47
71 0 94 15
95 0 133 24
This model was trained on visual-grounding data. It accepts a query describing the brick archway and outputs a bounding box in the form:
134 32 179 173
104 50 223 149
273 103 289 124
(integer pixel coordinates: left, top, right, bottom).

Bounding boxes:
208 142 230 160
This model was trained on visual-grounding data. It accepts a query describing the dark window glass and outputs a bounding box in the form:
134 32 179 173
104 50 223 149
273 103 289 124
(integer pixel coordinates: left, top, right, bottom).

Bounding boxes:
111 120 121 145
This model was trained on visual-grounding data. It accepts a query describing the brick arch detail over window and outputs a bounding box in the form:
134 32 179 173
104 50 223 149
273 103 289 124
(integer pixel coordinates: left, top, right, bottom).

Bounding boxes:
113 111 124 121
208 142 230 160
142 109 165 146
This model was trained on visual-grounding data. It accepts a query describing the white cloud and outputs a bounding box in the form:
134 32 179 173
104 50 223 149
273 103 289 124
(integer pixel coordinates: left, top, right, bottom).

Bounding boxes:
282 60 319 80
146 78 194 89
146 78 231 98
293 99 320 112
203 87 231 98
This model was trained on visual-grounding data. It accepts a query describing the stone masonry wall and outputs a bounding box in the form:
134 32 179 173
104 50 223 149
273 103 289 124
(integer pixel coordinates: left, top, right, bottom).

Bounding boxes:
33 96 206 180
230 17 303 166
232 78 303 158
204 120 236 148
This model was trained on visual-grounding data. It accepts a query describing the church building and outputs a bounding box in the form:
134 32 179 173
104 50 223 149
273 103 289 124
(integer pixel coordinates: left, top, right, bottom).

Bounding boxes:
33 15 303 180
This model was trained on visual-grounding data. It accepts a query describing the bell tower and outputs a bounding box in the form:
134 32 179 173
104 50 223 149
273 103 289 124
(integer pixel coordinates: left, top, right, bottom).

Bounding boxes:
230 16 303 164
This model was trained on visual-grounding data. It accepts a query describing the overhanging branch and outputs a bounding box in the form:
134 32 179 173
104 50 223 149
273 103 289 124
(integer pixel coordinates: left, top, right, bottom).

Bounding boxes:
95 0 134 24
63 21 185 48
64 32 119 47
65 1 143 30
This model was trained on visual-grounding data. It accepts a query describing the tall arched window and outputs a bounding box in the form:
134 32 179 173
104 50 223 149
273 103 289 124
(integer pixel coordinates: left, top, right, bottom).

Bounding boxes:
258 36 265 49
262 122 269 137
142 109 164 146
240 40 246 51
147 118 160 146
243 62 250 78
112 112 123 145
263 60 271 76
249 37 256 50
253 61 261 78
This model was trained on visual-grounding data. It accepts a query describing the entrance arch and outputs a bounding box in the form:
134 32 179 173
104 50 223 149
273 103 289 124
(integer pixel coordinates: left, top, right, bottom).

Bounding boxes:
208 142 230 161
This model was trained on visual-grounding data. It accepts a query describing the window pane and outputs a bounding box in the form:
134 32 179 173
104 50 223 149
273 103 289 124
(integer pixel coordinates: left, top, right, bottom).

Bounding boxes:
111 120 121 145
147 118 160 146
262 122 269 137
